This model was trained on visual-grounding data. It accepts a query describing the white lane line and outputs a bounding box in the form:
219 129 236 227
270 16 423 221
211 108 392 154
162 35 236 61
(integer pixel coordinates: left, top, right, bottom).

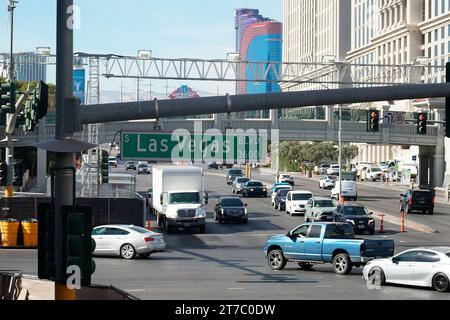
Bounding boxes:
228 288 245 290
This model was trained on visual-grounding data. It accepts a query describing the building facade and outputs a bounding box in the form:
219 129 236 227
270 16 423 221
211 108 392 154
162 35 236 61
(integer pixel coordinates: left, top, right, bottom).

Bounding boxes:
281 0 351 119
235 9 282 118
0 52 47 82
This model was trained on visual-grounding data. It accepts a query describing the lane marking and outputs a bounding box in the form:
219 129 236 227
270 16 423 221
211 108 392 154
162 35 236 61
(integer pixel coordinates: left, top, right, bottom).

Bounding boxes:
228 288 245 290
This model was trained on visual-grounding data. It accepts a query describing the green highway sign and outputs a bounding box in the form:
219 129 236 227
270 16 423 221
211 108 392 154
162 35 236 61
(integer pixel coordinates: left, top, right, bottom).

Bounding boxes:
121 131 266 163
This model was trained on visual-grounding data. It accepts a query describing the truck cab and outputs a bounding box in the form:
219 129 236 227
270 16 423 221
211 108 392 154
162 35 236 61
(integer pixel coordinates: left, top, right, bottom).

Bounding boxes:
153 166 207 233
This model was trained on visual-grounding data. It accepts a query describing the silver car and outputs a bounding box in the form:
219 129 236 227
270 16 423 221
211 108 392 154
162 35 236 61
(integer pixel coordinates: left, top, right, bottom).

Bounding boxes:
319 175 336 189
92 225 166 259
305 197 337 222
232 177 250 194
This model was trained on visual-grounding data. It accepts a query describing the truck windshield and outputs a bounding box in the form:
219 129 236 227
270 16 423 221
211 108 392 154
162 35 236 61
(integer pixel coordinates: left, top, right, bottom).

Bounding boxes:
169 193 200 204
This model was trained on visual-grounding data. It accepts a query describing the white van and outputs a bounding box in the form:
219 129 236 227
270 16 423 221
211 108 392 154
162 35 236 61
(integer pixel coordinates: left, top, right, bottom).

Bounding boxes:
285 190 313 217
331 180 358 201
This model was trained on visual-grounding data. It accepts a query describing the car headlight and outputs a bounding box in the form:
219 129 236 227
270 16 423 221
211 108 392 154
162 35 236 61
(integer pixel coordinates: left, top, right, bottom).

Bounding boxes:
346 219 355 225
221 208 225 214
250 189 254 192
368 219 375 225
263 189 267 192
244 208 248 215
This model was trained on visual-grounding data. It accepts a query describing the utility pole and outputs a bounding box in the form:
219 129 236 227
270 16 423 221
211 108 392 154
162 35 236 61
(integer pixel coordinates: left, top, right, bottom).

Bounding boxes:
5 0 18 198
136 77 140 101
338 105 343 203
54 0 75 300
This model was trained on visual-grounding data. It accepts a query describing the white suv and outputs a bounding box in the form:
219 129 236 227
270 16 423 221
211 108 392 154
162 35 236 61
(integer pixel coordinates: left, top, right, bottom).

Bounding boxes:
285 191 313 216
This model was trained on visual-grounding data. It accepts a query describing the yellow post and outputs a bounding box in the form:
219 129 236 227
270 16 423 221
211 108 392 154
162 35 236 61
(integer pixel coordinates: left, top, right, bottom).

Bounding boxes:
4 186 13 198
55 283 76 300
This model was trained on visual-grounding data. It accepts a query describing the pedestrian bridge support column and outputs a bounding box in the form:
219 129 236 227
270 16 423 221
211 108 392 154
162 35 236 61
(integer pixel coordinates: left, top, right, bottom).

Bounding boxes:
418 144 444 189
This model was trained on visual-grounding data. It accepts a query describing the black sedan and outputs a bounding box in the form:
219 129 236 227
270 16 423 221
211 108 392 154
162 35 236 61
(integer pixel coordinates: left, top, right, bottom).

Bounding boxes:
214 197 248 224
273 188 290 211
208 162 221 170
242 181 268 198
333 204 375 235
400 189 435 215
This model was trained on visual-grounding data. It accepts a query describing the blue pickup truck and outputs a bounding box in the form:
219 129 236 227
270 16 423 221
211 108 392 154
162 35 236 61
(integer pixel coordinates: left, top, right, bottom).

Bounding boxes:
264 222 394 275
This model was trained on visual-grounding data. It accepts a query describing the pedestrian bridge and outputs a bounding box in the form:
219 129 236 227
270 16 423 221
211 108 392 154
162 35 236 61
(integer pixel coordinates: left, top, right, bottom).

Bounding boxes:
5 118 440 147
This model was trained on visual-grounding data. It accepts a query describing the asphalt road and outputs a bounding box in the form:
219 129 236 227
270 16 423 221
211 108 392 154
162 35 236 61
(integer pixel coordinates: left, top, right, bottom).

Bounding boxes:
1 164 450 300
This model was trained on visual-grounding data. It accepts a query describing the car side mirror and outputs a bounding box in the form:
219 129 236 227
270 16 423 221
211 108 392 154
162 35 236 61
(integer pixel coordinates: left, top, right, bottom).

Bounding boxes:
392 257 400 264
245 204 248 207
369 212 373 215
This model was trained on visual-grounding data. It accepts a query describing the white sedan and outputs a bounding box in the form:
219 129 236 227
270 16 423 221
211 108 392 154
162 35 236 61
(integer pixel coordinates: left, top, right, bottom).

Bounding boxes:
363 247 450 292
92 225 166 259
319 175 336 189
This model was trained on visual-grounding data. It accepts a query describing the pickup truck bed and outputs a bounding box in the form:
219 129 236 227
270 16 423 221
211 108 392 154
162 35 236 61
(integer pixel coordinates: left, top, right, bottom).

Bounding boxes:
264 222 394 275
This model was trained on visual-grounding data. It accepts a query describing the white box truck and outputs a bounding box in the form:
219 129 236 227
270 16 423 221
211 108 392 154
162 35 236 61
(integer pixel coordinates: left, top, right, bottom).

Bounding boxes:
153 166 207 233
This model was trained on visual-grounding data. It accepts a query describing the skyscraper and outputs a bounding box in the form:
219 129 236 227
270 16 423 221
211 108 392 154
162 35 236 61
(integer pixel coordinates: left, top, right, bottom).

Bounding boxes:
235 9 282 118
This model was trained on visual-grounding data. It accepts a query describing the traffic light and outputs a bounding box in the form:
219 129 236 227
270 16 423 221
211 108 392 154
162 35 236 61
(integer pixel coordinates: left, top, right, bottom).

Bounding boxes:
0 161 7 186
367 109 380 132
63 206 96 287
100 150 109 184
13 162 24 187
22 81 49 132
0 81 16 115
417 113 428 135
36 81 49 120
38 203 55 281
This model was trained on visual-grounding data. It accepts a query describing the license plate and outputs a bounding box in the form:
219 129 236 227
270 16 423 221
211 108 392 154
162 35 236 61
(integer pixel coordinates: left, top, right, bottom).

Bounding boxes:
184 223 191 227
358 225 365 229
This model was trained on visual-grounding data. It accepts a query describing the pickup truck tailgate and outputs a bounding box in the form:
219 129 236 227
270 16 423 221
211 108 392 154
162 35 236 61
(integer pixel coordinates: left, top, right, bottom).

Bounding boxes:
362 239 394 258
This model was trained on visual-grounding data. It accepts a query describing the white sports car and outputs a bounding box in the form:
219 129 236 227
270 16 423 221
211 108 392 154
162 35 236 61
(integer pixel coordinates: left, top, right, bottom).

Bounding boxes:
363 247 450 292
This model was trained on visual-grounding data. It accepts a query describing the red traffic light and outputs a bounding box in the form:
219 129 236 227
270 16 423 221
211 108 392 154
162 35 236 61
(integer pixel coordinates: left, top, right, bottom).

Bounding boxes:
371 112 378 118
419 114 427 121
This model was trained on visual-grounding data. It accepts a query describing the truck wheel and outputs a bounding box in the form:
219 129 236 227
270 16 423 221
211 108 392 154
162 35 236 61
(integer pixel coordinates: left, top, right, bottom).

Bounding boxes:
332 253 353 275
368 267 386 286
298 262 313 271
432 273 450 292
267 249 287 271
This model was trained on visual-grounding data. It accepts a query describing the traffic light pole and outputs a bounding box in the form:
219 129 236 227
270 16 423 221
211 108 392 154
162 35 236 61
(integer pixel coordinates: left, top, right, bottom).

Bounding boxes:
5 0 18 197
54 0 76 300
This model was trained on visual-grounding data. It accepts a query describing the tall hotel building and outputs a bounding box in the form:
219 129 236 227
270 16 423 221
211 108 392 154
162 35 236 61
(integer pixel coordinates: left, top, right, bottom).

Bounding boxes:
281 0 351 119
283 0 450 186
235 9 282 118
0 52 47 82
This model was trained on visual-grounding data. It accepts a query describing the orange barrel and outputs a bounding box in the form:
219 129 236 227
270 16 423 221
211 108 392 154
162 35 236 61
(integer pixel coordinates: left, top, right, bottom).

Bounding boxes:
21 219 38 248
0 219 20 247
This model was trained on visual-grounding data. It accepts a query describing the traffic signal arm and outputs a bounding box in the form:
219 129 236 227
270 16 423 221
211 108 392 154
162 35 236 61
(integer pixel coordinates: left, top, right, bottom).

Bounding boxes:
5 90 30 134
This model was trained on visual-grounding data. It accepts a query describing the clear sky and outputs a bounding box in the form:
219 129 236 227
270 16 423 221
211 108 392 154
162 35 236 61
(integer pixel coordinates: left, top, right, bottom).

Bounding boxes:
0 1 282 98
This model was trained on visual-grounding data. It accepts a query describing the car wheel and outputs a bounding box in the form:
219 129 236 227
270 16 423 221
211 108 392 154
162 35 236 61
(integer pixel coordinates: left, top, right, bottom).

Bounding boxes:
279 205 284 212
432 273 450 292
267 249 287 271
332 253 353 275
120 244 136 260
242 218 248 224
139 253 151 259
368 267 386 286
198 225 206 234
298 262 313 271
369 228 375 235
429 210 434 215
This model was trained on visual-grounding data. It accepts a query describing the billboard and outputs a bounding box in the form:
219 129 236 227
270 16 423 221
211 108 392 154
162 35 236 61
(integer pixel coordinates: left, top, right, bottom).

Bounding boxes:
168 85 200 100
73 68 86 105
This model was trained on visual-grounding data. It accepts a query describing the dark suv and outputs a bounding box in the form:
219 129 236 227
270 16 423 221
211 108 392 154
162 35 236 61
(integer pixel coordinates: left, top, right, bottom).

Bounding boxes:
400 189 435 215
214 197 248 224
333 204 375 235
273 188 290 211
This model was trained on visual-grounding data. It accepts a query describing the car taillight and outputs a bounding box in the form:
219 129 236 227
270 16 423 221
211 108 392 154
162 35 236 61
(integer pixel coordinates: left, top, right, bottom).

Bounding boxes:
432 197 435 205
360 243 366 253
145 237 155 242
